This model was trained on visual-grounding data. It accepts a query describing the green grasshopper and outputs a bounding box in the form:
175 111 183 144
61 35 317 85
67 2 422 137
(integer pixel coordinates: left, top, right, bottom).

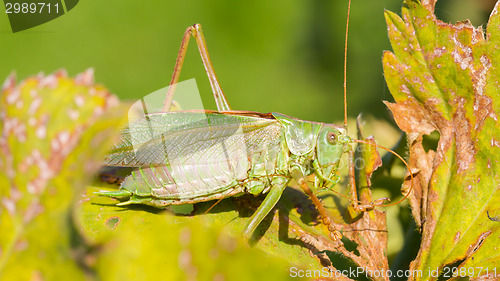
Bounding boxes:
100 3 412 241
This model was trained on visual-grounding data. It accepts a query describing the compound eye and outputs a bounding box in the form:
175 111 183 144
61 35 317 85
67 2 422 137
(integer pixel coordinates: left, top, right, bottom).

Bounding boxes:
327 132 337 144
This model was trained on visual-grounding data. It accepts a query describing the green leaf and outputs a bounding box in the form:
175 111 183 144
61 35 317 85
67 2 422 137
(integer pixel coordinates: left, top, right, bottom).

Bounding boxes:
0 70 128 280
76 187 313 280
383 0 500 279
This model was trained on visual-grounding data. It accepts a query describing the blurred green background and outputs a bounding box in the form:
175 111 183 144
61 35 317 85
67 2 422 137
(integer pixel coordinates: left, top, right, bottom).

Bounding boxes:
0 0 493 125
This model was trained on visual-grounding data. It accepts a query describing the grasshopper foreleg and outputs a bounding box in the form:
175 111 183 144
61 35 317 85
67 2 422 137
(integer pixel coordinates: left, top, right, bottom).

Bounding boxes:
311 156 387 213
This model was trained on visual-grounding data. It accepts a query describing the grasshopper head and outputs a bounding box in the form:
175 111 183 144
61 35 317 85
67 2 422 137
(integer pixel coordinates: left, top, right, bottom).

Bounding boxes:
315 124 350 191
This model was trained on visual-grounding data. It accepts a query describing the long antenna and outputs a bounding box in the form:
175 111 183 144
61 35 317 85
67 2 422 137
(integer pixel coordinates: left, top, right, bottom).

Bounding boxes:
343 0 351 128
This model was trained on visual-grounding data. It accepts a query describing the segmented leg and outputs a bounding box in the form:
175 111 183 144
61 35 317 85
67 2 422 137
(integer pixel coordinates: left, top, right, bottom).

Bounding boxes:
243 177 287 239
290 166 342 242
162 24 231 112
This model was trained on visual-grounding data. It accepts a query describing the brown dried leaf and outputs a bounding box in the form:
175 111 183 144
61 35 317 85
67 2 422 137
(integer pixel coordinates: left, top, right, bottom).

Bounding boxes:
384 0 500 279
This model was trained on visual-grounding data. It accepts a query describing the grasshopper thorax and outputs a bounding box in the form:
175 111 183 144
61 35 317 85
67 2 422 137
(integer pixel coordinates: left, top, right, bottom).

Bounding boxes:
272 113 350 193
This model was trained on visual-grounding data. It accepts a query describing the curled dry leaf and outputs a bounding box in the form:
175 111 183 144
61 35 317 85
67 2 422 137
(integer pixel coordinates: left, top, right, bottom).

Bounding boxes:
337 122 389 281
384 0 500 279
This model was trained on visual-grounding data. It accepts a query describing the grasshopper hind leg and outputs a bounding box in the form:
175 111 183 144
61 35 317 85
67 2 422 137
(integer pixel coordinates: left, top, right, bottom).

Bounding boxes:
163 24 231 113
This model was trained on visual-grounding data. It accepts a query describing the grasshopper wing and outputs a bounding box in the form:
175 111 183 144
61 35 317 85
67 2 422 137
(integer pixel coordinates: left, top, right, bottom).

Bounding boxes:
104 111 282 169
